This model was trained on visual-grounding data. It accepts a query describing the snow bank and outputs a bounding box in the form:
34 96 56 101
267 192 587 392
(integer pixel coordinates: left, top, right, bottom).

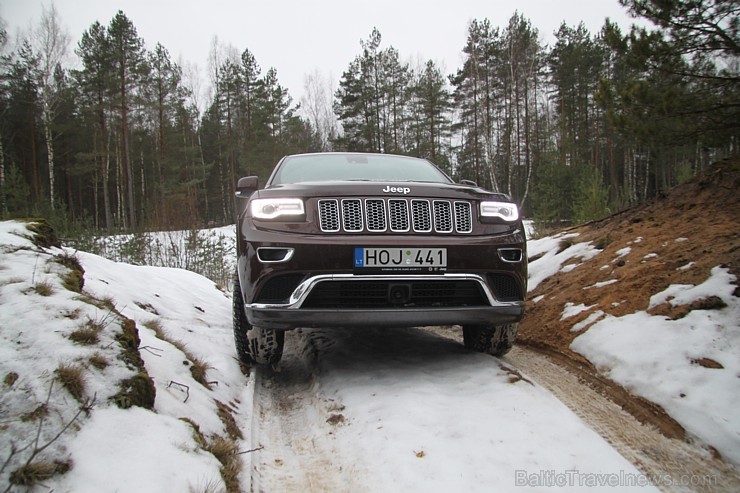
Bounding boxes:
0 221 252 492
527 233 601 292
571 267 740 464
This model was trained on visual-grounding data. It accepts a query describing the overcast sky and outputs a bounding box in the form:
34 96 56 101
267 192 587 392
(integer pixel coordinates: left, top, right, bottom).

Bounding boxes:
2 0 640 104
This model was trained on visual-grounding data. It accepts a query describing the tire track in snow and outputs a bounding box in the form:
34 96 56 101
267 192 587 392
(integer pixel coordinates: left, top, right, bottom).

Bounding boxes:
249 330 355 493
422 326 740 493
504 346 740 493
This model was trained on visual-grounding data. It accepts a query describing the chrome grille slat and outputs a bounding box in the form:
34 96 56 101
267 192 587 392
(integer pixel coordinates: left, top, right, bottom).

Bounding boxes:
317 198 472 234
365 199 387 231
342 199 363 232
389 199 409 232
411 200 432 232
433 200 453 233
454 201 472 233
318 199 340 232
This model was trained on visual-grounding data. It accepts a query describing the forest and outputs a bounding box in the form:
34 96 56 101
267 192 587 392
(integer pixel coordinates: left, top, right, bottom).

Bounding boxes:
0 0 737 234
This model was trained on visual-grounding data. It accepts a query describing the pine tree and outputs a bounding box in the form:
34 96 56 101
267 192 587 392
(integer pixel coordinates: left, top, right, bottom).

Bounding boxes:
107 10 148 229
409 60 452 166
6 41 42 204
74 21 113 229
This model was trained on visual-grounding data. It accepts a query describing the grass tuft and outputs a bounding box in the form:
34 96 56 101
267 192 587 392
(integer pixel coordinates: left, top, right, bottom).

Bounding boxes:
215 400 242 440
69 325 100 345
55 363 86 402
557 238 575 254
9 460 71 486
143 318 166 338
33 281 55 297
88 353 109 370
111 373 156 410
181 420 241 493
594 235 612 250
205 435 241 493
55 253 85 292
188 355 214 390
76 293 116 311
24 219 61 249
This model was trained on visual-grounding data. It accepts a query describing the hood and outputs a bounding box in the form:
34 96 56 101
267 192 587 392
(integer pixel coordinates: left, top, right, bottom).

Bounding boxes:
255 180 511 203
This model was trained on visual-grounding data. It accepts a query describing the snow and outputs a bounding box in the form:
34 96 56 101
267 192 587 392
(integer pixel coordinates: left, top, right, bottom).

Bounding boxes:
529 227 740 464
52 407 223 493
584 279 619 289
307 328 656 492
561 302 596 320
0 220 251 492
527 228 739 465
570 310 606 333
571 267 740 464
615 246 632 258
3 218 738 491
527 233 601 292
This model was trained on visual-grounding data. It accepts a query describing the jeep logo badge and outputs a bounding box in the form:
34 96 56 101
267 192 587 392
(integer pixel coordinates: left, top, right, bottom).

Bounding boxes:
382 185 411 194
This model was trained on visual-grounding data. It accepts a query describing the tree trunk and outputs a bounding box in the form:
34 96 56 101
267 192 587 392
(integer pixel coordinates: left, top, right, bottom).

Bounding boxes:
42 99 55 209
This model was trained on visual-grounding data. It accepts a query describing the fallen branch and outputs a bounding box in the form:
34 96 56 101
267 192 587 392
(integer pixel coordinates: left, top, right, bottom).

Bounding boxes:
167 380 190 403
237 445 264 455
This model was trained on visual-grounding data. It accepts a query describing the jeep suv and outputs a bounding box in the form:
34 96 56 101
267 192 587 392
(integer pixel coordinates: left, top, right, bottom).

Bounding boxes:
233 152 527 365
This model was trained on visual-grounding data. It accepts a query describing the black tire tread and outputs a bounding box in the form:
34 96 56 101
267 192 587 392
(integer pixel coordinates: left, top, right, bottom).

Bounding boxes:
233 272 285 366
462 323 518 357
233 274 255 364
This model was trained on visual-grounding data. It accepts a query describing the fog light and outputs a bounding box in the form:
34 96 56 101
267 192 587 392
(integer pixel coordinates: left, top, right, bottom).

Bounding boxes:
498 248 523 263
256 247 294 263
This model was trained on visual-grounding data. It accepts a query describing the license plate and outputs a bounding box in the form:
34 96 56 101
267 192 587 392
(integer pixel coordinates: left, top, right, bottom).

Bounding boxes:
354 247 447 269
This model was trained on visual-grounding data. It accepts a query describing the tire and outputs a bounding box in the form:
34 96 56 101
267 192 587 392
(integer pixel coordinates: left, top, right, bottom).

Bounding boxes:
233 272 285 366
246 325 285 366
462 323 518 357
233 273 254 364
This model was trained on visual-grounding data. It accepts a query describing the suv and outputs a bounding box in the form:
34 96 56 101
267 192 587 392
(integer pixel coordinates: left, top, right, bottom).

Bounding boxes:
233 152 527 365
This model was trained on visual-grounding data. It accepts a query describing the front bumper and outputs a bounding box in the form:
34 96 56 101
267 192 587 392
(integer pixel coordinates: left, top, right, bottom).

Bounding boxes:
245 272 525 329
247 305 524 330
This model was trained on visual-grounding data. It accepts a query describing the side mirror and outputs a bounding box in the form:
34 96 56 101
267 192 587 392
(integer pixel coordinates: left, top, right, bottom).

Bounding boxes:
235 176 259 197
460 179 478 187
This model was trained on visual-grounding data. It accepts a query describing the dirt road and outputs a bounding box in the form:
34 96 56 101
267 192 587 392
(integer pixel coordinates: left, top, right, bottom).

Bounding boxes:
246 327 739 492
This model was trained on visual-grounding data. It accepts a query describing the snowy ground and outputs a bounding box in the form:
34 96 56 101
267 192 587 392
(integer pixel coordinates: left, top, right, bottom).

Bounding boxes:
528 232 740 466
250 327 660 492
1 219 737 492
0 220 251 492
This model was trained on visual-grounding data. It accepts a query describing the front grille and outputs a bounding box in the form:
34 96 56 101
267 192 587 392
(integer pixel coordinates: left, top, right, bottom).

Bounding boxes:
318 198 473 234
302 280 488 309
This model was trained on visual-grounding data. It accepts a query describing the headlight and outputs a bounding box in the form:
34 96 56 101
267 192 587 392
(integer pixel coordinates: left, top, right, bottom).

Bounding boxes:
250 198 305 220
480 201 519 222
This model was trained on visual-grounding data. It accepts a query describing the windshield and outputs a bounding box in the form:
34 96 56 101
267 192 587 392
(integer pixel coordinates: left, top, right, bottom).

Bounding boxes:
269 153 451 186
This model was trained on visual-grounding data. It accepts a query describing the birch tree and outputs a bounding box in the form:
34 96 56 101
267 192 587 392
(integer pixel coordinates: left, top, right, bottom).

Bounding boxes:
301 69 339 151
33 3 70 209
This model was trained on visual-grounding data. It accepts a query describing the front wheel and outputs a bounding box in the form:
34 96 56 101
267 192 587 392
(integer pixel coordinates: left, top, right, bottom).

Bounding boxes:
462 323 518 357
233 273 285 366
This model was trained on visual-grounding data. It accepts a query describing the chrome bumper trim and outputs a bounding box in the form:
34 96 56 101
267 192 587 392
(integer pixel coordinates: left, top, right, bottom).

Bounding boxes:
246 273 522 310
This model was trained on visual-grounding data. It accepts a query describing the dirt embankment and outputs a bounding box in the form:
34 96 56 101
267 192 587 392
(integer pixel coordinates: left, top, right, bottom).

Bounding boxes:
517 156 739 448
520 156 739 361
